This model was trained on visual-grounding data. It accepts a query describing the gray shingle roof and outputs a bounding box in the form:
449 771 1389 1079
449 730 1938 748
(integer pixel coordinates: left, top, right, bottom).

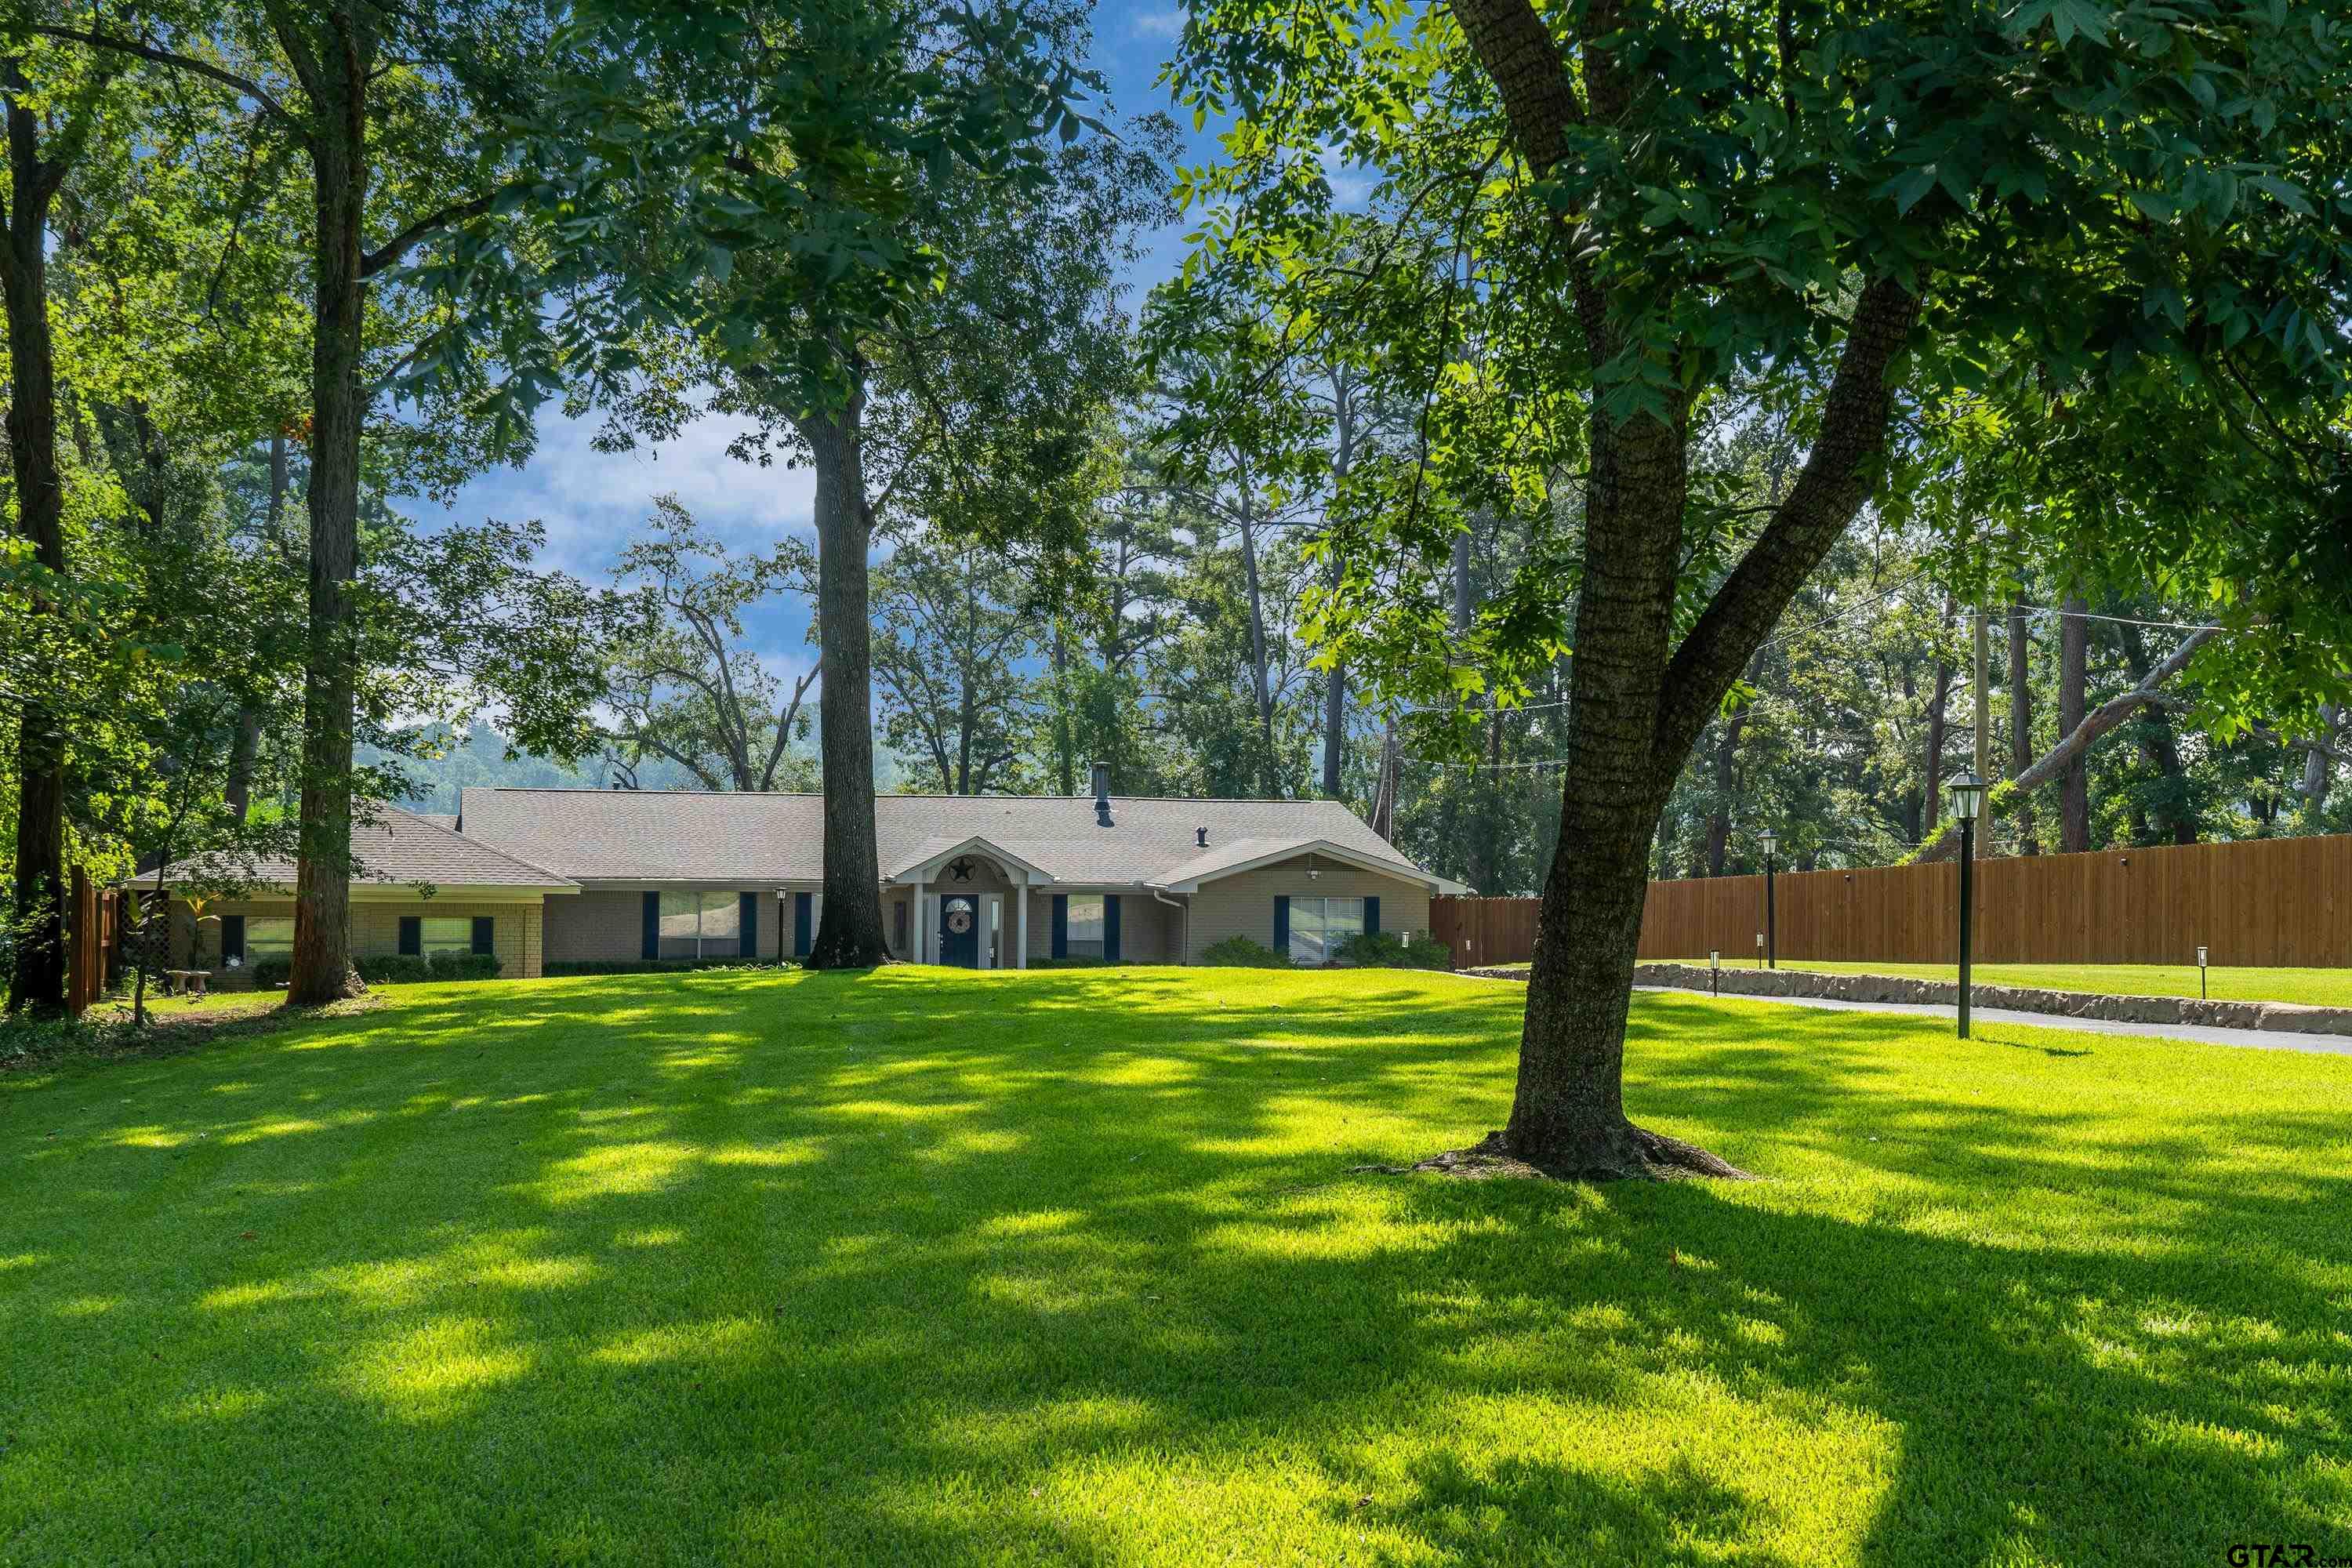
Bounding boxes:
161 804 576 890
454 788 1437 889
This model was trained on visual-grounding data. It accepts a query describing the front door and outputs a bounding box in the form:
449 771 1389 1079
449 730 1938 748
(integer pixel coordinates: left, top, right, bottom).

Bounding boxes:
938 895 979 967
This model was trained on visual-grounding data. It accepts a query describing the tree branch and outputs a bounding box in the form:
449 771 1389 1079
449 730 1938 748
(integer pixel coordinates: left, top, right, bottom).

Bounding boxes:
360 185 525 278
28 26 302 132
1912 626 2220 862
1651 276 1922 768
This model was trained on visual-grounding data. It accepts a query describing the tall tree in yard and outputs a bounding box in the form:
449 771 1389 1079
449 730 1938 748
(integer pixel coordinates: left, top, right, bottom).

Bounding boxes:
38 2 571 1004
547 0 1156 967
0 39 116 1014
1169 0 2352 1174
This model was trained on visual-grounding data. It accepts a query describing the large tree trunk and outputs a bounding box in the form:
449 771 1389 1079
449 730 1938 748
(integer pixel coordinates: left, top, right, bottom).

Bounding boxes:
2118 621 2196 844
1921 595 1955 835
1235 485 1278 795
1703 649 1763 876
1321 550 1346 798
2008 598 2038 854
1923 655 1951 836
2 83 68 1016
2303 702 2340 820
285 21 373 1007
2056 594 2090 853
1447 0 1918 1180
1897 659 1924 844
804 396 891 967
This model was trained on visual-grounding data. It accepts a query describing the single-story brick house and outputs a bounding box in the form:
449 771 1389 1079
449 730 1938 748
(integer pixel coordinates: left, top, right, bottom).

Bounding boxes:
170 768 1460 984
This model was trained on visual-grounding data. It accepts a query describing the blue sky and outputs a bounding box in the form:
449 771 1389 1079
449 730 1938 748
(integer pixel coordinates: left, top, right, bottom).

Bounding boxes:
420 1 1217 692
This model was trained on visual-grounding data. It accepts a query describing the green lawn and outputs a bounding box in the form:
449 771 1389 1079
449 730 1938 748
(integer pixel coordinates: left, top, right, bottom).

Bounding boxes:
1648 959 2352 1007
4 968 2349 1566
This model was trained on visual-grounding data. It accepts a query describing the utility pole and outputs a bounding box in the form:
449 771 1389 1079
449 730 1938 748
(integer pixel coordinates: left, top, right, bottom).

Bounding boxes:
1974 601 1991 841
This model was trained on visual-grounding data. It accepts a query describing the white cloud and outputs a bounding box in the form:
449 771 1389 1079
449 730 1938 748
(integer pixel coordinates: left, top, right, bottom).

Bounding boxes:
1317 145 1376 210
427 404 818 583
1130 6 1184 40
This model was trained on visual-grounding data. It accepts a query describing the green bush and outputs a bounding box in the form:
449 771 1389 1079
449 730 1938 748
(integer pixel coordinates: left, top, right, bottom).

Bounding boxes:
1199 935 1291 967
355 952 501 985
541 957 768 977
1331 931 1453 971
249 958 291 989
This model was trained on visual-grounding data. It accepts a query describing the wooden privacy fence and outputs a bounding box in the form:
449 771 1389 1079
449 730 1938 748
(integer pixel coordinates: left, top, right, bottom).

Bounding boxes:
1430 833 2352 969
64 870 123 1017
1426 897 1541 969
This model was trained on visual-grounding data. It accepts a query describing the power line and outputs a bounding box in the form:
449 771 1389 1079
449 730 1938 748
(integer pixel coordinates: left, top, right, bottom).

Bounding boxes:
2013 602 2230 633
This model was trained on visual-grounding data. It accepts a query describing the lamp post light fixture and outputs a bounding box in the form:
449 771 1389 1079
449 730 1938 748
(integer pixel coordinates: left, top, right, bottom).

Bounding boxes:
1759 829 1780 970
1710 949 1721 996
1944 771 1990 1039
2198 945 2209 1000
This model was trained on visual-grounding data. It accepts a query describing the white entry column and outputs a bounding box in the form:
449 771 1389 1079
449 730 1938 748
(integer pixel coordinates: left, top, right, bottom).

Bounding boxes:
913 879 928 964
1015 872 1030 970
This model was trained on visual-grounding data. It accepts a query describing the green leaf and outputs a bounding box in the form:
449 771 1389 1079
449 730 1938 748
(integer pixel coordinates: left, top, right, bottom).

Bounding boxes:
1889 166 1938 216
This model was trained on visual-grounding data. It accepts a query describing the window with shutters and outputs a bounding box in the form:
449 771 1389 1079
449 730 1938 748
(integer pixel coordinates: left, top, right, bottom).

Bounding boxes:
659 891 739 959
1286 897 1366 965
1065 894 1105 958
245 916 295 964
418 916 475 957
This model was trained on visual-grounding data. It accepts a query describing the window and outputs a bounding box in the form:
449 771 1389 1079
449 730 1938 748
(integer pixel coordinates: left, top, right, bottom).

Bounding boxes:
245 916 294 966
1065 894 1105 958
1287 897 1365 965
659 891 739 959
417 916 476 957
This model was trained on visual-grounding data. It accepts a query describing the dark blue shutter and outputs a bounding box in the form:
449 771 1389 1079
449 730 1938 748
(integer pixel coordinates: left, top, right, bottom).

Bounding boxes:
222 914 245 963
470 916 494 956
1051 895 1068 959
641 891 659 960
793 892 811 956
1273 895 1290 953
740 893 759 958
1364 897 1380 935
398 916 422 956
1104 895 1122 962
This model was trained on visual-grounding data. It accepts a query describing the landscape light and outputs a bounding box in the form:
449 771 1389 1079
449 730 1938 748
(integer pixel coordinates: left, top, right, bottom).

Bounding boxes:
1758 830 1780 969
1944 771 1988 823
2198 945 2209 999
1944 772 1987 1037
1710 950 1720 996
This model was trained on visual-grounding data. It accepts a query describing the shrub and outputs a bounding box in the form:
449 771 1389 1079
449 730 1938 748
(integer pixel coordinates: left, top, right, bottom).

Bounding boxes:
1199 935 1290 967
355 952 501 985
1331 931 1452 971
541 957 768 977
249 958 291 989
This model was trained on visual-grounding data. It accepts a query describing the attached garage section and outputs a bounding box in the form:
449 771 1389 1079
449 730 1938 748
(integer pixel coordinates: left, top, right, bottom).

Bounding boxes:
1180 856 1432 964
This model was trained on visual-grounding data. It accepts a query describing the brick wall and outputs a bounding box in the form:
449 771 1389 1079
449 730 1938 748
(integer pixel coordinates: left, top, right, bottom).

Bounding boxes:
173 896 548 986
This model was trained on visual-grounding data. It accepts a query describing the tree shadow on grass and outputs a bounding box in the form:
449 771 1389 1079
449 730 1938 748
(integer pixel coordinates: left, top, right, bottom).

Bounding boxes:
3 970 2348 1563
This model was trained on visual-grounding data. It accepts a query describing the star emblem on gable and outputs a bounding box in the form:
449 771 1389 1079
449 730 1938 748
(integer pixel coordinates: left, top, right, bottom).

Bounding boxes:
949 856 975 883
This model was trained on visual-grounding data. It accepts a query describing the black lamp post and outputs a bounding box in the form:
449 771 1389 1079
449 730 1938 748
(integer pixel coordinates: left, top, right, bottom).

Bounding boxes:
1945 771 1988 1038
1759 829 1779 970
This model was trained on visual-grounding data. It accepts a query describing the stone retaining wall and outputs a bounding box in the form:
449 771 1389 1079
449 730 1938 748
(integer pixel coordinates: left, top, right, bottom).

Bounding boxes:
1463 962 2352 1037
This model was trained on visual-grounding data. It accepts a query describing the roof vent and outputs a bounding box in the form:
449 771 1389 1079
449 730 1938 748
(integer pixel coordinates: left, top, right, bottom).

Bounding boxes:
1091 761 1112 827
1196 826 1208 848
